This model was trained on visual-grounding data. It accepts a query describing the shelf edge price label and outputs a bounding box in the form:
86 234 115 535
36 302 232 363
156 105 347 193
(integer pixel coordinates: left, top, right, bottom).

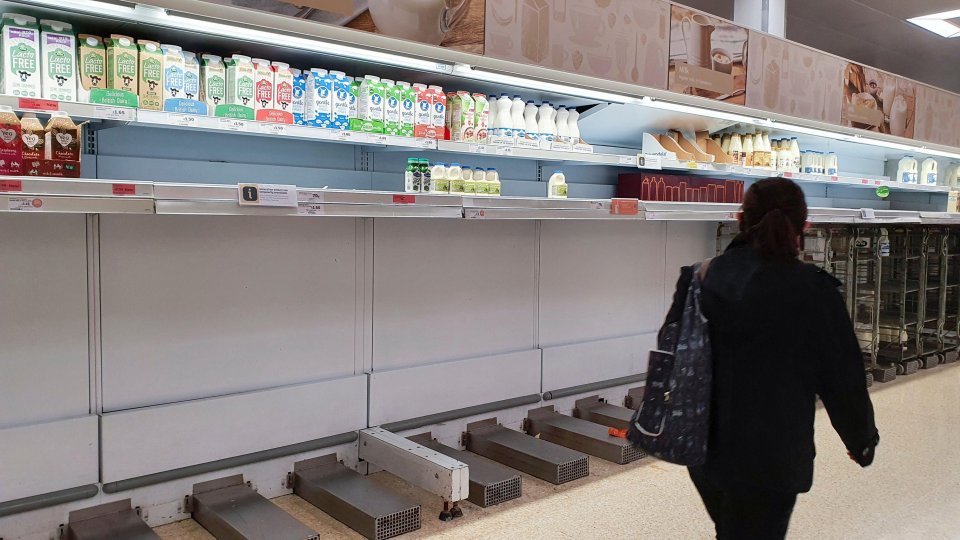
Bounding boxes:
637 154 662 170
0 179 23 192
8 197 43 211
18 98 59 111
495 146 514 156
171 113 199 128
416 138 436 149
112 183 137 196
617 155 635 166
260 122 288 136
464 208 486 218
393 194 416 204
219 117 248 131
610 198 640 216
95 105 135 121
238 183 298 208
371 134 389 145
860 208 876 220
298 203 325 216
469 144 487 154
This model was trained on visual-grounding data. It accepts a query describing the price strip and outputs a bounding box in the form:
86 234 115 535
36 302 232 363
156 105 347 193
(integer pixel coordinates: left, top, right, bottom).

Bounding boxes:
610 198 640 216
298 203 325 216
416 137 436 149
618 155 635 166
370 133 389 145
238 183 298 207
219 117 248 131
392 194 416 204
0 179 23 192
782 171 794 178
18 98 59 111
112 183 137 196
495 146 515 156
637 154 662 170
469 144 488 154
95 106 135 121
171 113 199 128
260 122 287 136
8 197 43 211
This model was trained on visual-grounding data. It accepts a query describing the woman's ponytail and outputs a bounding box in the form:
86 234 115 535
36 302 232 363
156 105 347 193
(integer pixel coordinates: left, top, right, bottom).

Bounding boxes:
739 178 808 262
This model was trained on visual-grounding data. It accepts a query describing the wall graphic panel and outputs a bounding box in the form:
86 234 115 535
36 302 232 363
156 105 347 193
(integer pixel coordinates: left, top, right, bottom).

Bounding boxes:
668 5 748 104
914 84 960 148
842 63 916 139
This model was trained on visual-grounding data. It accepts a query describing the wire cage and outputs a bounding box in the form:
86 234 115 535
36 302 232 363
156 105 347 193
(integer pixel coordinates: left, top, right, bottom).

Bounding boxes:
851 227 895 382
942 229 960 364
875 226 922 375
919 227 945 368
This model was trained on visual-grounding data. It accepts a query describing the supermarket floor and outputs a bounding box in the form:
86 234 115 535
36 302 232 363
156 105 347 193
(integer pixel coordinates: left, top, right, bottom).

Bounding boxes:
156 364 960 540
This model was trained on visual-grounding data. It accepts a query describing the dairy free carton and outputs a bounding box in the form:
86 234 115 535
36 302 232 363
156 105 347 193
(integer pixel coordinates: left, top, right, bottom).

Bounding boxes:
161 44 185 102
450 91 475 142
2 14 41 98
291 68 305 124
397 81 414 137
348 77 361 130
183 51 200 101
358 75 385 133
429 85 446 140
200 54 225 112
252 58 273 110
329 70 350 130
413 83 431 138
39 20 76 101
77 35 105 102
136 39 162 110
272 62 292 112
0 105 22 175
106 34 137 94
224 54 254 107
304 68 328 127
473 93 490 143
383 79 401 136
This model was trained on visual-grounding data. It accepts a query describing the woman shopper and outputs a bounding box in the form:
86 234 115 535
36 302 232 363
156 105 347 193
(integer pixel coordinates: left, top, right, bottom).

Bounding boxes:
663 178 879 540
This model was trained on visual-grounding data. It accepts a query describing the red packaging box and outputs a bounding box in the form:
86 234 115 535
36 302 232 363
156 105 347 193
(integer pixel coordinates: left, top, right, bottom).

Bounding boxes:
618 172 744 204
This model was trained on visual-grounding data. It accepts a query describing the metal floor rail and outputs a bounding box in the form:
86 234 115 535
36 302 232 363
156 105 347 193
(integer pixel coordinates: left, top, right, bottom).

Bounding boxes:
64 499 159 540
189 475 319 540
290 454 421 540
408 432 522 508
573 394 638 431
464 418 589 485
525 406 645 465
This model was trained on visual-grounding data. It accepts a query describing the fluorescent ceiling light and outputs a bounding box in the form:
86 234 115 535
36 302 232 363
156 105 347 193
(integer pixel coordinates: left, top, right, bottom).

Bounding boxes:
25 0 451 73
451 64 633 104
635 97 766 125
908 10 960 38
771 120 918 151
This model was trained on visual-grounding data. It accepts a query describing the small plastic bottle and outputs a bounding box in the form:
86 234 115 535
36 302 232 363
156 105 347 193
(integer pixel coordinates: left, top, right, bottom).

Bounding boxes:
548 170 568 198
463 165 477 195
487 168 501 196
472 167 486 195
449 164 466 194
430 161 446 193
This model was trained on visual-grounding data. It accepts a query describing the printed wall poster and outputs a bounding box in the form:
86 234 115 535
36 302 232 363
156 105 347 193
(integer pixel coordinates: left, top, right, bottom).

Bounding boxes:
198 0 486 53
842 63 916 138
484 0 671 90
745 32 844 124
668 6 748 104
914 85 960 148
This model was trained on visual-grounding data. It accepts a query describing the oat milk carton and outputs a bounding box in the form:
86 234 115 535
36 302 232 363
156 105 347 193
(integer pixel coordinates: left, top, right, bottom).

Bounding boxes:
329 71 350 130
413 83 432 138
291 68 305 124
304 68 328 127
450 91 476 142
136 40 162 110
358 75 385 133
252 58 273 110
473 93 490 143
445 91 454 140
348 76 361 130
183 51 200 101
429 85 446 140
106 34 137 94
39 20 76 101
272 62 292 112
397 81 414 137
224 54 254 107
1 14 40 98
383 79 402 136
161 44 185 102
200 54 225 113
77 35 105 102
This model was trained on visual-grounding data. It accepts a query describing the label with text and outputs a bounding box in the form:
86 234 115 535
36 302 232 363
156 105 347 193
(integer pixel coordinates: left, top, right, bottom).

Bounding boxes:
8 197 43 211
238 183 298 207
18 98 59 111
638 154 662 169
0 179 23 192
112 183 137 196
610 198 640 216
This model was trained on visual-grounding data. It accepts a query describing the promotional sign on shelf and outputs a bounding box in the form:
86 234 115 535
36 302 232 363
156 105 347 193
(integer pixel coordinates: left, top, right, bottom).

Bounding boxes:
238 183 298 207
668 5 748 105
841 62 916 139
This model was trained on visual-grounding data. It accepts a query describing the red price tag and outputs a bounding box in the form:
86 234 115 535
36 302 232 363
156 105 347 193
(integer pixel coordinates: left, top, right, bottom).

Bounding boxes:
0 179 23 192
830 176 839 182
610 198 639 216
18 98 59 111
861 179 869 184
782 172 793 178
112 183 136 196
393 194 416 204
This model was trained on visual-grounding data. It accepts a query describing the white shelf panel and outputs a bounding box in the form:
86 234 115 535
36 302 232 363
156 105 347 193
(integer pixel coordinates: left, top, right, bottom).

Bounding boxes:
0 177 153 198
0 194 153 214
920 212 960 225
462 195 643 220
0 95 135 122
437 141 625 165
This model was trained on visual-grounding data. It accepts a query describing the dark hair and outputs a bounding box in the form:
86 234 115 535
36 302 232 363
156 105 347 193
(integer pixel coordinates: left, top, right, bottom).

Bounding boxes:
739 178 808 262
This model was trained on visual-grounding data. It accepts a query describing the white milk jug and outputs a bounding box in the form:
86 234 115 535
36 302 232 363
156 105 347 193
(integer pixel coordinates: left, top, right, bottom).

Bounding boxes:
920 158 938 186
537 102 556 145
523 101 539 142
555 107 570 143
897 156 918 184
567 108 581 145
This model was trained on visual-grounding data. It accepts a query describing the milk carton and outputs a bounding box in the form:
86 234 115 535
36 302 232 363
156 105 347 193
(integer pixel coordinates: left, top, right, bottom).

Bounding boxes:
445 91 454 140
182 52 200 101
450 91 476 142
291 68 305 124
20 112 43 161
39 20 76 101
77 35 105 102
358 75 385 133
413 83 432 138
329 71 350 130
473 93 490 143
200 54 225 113
136 40 162 110
44 111 79 161
272 62 292 112
304 68 328 127
429 85 446 140
0 105 22 175
161 44 185 102
1 14 40 98
383 79 402 135
348 77 361 130
224 54 254 107
397 81 415 137
105 34 137 94
252 58 273 110
317 69 338 128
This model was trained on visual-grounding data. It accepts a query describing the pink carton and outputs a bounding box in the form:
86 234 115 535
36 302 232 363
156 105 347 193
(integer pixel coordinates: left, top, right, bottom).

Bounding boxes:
413 83 432 139
429 85 446 140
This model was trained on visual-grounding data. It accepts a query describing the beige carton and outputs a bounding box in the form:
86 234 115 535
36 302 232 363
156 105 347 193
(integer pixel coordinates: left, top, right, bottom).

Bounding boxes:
137 39 162 110
106 34 137 94
77 34 105 102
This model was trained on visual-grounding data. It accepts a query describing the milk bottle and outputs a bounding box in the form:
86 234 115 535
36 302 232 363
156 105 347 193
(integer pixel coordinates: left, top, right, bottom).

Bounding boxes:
224 54 254 108
555 107 570 144
743 133 754 167
449 163 466 194
826 152 839 176
720 134 731 154
397 81 415 136
511 96 526 143
729 133 743 165
548 170 568 198
921 158 938 186
789 138 801 172
486 168 501 196
429 85 446 140
2 14 40 98
383 79 402 135
567 108 581 145
136 40 162 111
183 52 200 101
537 102 556 148
39 20 76 102
521 101 539 147
770 145 780 172
487 95 498 138
272 62 292 113
200 54 225 114
413 83 432 138
897 156 918 184
304 68 328 127
251 58 274 110
291 68 304 124
77 35 105 103
430 161 446 193
490 94 512 144
329 71 350 130
473 93 490 143
463 166 477 195
161 44 185 103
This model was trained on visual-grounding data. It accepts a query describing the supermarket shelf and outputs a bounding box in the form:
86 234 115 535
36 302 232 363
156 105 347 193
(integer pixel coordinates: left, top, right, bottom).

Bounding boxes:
462 196 642 220
0 95 135 122
920 212 960 224
0 177 153 198
0 193 153 214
